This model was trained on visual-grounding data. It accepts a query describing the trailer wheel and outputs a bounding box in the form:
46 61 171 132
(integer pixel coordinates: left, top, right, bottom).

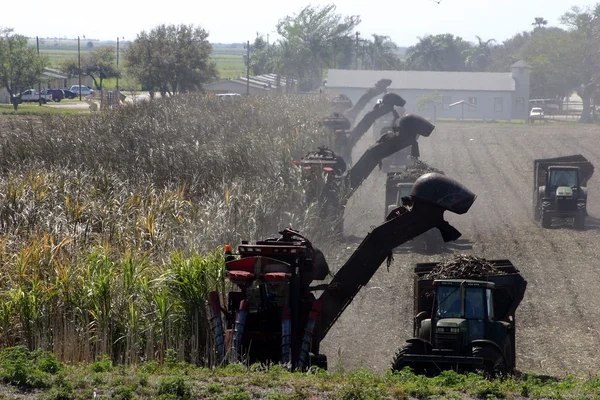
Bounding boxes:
391 342 428 375
472 345 506 377
541 212 552 228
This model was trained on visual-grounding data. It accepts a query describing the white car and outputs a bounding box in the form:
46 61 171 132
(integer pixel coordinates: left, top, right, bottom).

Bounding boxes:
69 85 95 96
529 107 544 119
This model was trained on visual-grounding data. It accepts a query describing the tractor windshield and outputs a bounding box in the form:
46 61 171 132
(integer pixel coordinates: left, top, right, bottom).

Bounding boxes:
549 169 578 188
436 286 486 319
436 286 462 318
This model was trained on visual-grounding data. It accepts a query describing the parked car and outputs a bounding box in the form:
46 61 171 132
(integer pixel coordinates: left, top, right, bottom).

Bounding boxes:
62 89 77 99
69 85 95 96
45 89 65 102
529 107 545 122
12 89 53 104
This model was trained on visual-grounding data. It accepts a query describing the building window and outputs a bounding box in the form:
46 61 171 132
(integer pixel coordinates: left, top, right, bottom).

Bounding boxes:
516 97 525 112
468 97 477 111
494 97 504 112
442 95 452 110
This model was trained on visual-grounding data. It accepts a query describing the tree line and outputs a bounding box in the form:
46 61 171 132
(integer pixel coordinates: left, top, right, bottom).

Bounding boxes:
1 3 599 121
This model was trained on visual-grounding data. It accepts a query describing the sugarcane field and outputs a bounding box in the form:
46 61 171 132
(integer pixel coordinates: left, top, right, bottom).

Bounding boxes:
4 1 600 398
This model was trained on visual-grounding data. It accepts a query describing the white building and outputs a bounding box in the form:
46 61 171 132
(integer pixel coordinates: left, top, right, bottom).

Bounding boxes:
325 61 531 121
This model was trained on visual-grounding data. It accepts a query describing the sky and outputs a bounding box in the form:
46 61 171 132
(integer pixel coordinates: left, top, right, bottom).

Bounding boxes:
1 0 599 46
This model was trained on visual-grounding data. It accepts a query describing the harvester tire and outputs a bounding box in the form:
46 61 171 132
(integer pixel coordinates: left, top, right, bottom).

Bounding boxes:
574 214 585 230
541 212 552 228
472 345 506 377
391 342 428 375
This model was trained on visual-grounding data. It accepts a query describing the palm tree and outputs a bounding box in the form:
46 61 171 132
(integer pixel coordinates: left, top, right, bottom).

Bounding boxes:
364 34 402 70
406 34 470 71
466 36 496 71
532 17 548 29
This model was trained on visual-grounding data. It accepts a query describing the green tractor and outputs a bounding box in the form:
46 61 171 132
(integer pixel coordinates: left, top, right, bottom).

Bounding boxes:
392 260 526 376
533 155 594 229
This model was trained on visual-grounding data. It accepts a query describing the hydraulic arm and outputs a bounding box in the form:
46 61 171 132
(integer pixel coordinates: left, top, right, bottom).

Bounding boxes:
315 173 476 342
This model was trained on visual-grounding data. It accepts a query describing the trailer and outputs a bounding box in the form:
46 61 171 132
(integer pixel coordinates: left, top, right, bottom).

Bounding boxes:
392 258 527 376
532 154 594 229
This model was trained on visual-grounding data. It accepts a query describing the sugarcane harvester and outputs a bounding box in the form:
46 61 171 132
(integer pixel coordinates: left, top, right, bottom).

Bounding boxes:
300 115 434 232
321 79 394 162
208 172 476 370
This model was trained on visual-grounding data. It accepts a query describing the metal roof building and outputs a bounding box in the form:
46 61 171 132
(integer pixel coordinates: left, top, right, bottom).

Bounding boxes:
325 61 531 121
204 74 298 95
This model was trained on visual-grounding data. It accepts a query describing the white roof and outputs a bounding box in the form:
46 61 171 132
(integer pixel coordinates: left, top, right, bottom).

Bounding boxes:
326 69 516 92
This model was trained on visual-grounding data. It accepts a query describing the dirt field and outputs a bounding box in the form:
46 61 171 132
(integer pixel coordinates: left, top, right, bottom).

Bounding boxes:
321 121 600 377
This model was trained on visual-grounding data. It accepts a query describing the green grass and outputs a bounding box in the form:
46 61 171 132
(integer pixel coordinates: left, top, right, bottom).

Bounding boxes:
0 348 598 399
213 53 246 80
34 41 247 80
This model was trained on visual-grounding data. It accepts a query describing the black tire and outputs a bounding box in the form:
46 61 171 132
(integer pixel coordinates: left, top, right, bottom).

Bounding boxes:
41 99 47 104
472 345 506 377
574 214 585 230
309 353 328 370
541 211 551 228
391 342 428 375
503 338 513 371
53 98 60 102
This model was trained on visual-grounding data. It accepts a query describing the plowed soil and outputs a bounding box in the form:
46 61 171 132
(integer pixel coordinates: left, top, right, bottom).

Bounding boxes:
321 121 600 377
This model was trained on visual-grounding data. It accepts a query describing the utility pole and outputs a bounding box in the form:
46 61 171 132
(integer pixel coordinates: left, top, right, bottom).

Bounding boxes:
116 37 120 93
246 40 250 95
355 32 360 70
267 34 269 45
78 36 82 101
37 36 42 106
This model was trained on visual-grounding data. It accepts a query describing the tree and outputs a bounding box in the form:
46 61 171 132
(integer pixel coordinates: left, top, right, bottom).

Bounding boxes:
405 34 472 71
62 46 119 90
87 41 94 49
520 27 578 99
466 36 496 71
532 17 548 29
125 24 218 96
275 4 361 90
560 4 600 123
485 31 531 72
0 28 48 110
363 34 403 70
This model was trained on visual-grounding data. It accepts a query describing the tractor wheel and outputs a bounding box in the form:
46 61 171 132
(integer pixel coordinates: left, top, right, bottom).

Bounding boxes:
391 342 428 375
574 214 585 230
472 345 506 377
541 212 552 228
502 338 514 372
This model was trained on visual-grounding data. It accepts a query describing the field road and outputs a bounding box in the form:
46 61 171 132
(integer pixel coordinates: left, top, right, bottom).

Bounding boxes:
320 121 600 377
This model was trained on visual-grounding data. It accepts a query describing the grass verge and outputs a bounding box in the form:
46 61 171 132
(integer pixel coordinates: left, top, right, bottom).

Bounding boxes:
0 347 599 399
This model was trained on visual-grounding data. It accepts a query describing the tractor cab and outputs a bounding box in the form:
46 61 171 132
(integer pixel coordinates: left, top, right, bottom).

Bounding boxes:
414 279 511 364
432 280 494 347
546 166 580 197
